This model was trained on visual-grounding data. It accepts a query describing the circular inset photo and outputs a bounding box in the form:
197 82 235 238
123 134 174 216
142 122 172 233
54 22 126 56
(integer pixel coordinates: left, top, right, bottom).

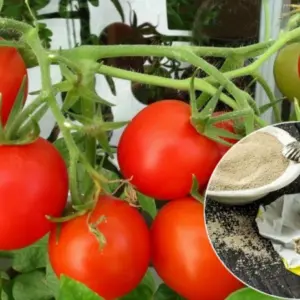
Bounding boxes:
205 121 300 299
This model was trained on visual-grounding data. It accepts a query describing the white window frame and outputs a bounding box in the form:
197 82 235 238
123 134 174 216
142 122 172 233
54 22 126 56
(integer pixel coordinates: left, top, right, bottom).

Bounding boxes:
255 0 291 123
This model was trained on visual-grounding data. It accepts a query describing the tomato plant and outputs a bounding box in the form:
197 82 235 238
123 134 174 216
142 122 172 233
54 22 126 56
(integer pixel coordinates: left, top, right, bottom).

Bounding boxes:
0 39 28 125
0 137 68 250
151 198 244 299
117 100 221 200
48 195 151 300
0 1 297 299
213 111 238 156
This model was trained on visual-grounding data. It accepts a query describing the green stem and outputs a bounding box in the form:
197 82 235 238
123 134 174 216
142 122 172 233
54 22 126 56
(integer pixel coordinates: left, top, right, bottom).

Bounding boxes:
81 71 97 183
0 40 25 48
23 28 83 206
179 51 246 108
221 26 300 80
97 64 238 110
60 41 273 61
0 18 32 34
48 52 83 80
262 0 271 41
254 73 281 123
69 151 82 205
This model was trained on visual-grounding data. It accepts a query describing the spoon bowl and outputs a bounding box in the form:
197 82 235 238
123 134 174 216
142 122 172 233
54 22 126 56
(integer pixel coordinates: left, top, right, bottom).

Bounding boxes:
206 126 300 205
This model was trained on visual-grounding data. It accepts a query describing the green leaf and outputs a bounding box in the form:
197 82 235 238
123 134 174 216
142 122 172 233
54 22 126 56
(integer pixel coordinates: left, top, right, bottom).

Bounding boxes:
12 236 48 273
137 192 157 219
59 62 76 82
77 86 114 107
195 92 211 111
17 104 48 138
0 0 4 13
45 262 59 298
154 284 184 300
95 130 113 157
5 76 27 131
12 270 54 300
259 97 284 115
0 272 9 280
121 270 156 300
58 276 104 300
189 68 200 115
110 0 125 23
54 132 85 166
199 85 224 117
0 251 14 259
88 0 99 7
31 80 72 96
221 56 245 72
12 118 41 145
190 175 203 203
225 287 279 300
131 10 138 27
100 168 121 193
100 121 129 131
62 88 80 111
205 126 242 141
243 110 255 135
58 0 69 18
2 277 14 300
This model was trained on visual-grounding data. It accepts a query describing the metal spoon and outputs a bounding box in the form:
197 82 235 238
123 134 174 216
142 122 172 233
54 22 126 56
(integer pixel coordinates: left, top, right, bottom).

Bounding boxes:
282 123 300 163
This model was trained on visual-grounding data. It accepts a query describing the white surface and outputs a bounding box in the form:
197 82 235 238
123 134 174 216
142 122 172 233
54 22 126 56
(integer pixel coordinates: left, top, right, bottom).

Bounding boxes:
256 194 300 269
206 126 300 205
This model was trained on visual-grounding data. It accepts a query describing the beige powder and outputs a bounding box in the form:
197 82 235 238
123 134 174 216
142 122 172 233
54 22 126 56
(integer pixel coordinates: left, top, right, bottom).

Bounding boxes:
209 132 290 191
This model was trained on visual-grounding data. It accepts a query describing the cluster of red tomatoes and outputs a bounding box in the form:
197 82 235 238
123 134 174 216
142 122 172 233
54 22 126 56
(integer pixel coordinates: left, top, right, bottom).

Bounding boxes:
116 100 244 299
0 46 69 251
0 45 243 300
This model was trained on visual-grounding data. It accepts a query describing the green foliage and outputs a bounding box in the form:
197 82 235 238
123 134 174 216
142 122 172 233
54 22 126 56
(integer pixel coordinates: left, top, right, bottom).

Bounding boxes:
226 288 281 300
58 276 104 300
154 284 185 300
0 0 52 48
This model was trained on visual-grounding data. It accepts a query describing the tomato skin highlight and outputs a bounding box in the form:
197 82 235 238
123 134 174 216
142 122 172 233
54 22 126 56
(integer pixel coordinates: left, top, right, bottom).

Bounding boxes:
213 111 238 156
117 100 221 200
48 195 151 300
151 198 243 300
0 40 28 125
0 138 68 250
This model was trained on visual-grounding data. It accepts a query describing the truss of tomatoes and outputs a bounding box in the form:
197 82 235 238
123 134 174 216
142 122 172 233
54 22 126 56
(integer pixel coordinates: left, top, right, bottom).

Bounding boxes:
0 43 242 299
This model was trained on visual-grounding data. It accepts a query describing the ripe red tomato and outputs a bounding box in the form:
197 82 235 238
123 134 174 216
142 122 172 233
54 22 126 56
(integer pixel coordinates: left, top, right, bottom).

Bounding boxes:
0 40 28 125
48 195 151 300
213 111 238 156
151 198 243 300
117 100 221 200
0 138 68 250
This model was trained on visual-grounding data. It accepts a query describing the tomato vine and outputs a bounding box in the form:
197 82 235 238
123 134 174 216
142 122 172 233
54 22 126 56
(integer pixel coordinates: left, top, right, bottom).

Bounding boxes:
0 0 298 299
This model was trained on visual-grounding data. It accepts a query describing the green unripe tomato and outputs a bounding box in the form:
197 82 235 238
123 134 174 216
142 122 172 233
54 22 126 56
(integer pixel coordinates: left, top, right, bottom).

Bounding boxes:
274 43 300 101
